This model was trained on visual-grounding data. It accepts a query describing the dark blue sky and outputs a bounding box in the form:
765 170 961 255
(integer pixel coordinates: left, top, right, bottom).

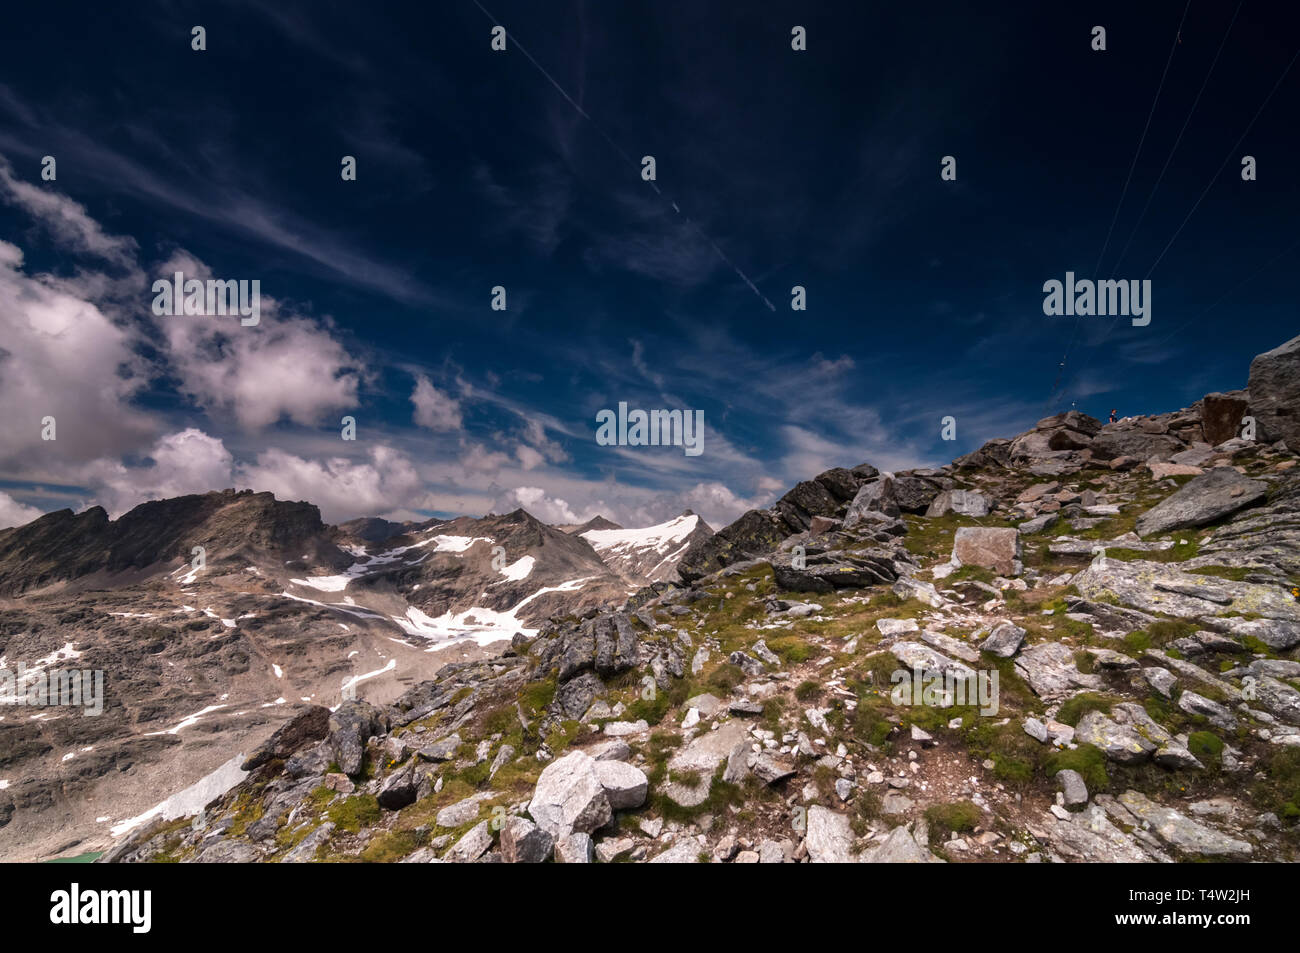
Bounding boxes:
0 1 1296 530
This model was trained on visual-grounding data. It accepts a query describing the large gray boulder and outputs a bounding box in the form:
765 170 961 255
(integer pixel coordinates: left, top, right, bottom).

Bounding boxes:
241 705 331 772
1246 333 1300 450
1074 711 1156 764
676 509 786 582
1135 467 1268 537
845 477 901 522
891 641 977 683
327 700 385 778
770 549 900 592
953 438 1012 470
593 759 648 810
891 475 944 513
592 613 640 676
774 479 841 532
1090 425 1185 462
805 806 857 863
527 750 612 839
926 489 990 517
648 839 702 863
500 816 554 863
980 621 1026 658
1191 468 1300 578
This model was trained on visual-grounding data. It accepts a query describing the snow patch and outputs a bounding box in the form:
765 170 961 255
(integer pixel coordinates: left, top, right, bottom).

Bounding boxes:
334 660 397 706
110 754 248 838
497 554 536 581
391 576 595 646
143 704 227 737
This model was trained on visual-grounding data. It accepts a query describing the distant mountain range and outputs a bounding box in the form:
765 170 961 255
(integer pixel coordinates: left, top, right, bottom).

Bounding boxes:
0 493 710 860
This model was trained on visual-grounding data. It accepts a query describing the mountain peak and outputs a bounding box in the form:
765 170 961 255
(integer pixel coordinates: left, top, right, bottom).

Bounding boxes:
564 515 623 535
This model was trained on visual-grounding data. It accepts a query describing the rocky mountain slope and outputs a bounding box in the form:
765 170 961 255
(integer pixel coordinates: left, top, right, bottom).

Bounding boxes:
93 334 1300 864
0 495 684 860
10 332 1300 863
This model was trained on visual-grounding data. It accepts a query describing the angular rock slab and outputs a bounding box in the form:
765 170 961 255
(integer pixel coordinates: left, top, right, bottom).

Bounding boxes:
663 720 750 807
1118 791 1252 859
860 825 943 863
952 527 1021 576
1074 558 1300 626
805 805 857 863
1135 467 1268 537
1014 642 1102 701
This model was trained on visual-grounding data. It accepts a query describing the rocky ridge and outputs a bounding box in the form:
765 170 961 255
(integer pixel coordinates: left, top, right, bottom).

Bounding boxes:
97 334 1300 864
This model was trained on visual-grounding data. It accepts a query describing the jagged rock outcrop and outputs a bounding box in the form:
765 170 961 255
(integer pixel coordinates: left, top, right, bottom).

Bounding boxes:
1200 391 1250 446
677 465 884 581
1247 333 1300 451
1191 468 1300 578
0 489 345 596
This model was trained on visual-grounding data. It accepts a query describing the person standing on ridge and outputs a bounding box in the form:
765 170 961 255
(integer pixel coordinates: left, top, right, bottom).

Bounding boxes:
1109 408 1118 424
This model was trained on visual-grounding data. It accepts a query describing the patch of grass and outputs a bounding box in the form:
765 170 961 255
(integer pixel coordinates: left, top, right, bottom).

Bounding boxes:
924 800 981 836
849 696 898 749
1046 743 1109 792
1242 635 1273 655
359 829 422 863
1056 692 1118 727
642 730 683 786
1052 615 1097 642
543 719 583 754
1253 747 1300 822
965 720 1042 786
950 564 998 585
226 792 267 838
867 590 905 610
983 655 1042 712
1186 565 1251 582
1123 630 1152 654
705 663 745 694
1187 731 1224 767
326 794 381 834
624 677 694 726
1124 618 1196 654
1108 538 1199 564
765 634 813 664
761 697 785 732
1149 619 1197 645
794 679 821 702
519 678 556 718
650 767 749 823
